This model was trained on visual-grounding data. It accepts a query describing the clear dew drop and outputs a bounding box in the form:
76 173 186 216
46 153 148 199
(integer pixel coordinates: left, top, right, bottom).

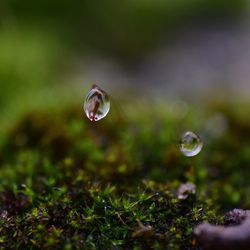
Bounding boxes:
84 85 110 121
179 131 203 157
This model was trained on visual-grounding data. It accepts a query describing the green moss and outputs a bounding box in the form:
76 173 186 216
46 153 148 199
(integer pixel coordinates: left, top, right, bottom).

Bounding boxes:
0 102 249 249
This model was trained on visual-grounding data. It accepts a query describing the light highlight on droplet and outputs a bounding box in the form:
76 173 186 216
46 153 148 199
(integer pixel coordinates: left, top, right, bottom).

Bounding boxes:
84 85 110 121
179 131 203 157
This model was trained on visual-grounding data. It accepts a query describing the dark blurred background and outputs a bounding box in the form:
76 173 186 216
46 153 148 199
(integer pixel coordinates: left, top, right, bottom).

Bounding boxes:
0 0 249 130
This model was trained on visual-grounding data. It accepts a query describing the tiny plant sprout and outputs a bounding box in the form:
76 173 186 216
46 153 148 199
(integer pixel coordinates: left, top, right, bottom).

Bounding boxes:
179 131 203 157
84 85 110 121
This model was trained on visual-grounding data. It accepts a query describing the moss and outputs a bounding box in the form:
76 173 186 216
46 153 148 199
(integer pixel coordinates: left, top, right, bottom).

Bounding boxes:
0 102 249 249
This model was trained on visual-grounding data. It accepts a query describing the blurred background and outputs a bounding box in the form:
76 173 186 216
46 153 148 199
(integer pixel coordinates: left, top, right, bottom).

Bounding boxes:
0 0 249 131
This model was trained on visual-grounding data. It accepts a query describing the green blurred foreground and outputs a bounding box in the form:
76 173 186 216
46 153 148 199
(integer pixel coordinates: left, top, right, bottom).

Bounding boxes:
0 101 250 249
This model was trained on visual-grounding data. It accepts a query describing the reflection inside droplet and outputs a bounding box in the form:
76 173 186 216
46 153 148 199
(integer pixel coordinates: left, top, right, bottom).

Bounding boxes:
179 131 203 157
84 85 110 121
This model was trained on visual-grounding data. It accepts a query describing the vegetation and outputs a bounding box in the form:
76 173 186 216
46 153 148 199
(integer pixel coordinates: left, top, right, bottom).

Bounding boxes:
0 1 249 249
0 100 250 249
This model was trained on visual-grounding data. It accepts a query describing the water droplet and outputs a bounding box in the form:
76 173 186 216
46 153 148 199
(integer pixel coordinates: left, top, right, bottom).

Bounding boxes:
84 85 110 121
179 131 203 157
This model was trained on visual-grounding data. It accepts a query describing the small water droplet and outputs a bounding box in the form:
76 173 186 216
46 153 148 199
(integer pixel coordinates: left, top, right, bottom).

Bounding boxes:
179 131 203 157
84 85 110 121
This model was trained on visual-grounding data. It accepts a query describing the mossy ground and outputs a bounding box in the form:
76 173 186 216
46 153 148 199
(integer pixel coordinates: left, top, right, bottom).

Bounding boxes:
0 101 250 249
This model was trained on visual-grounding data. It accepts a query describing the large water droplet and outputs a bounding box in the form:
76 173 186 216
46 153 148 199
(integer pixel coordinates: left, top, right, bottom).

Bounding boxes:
84 85 110 121
179 131 203 157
